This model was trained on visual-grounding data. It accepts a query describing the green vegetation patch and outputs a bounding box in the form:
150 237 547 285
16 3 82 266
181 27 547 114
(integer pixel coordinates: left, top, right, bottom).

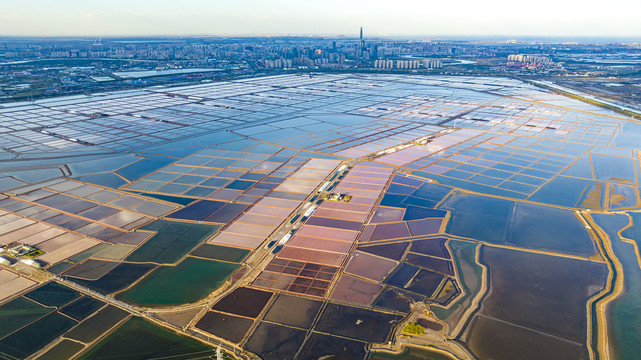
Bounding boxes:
126 220 221 264
402 322 426 335
116 257 239 306
23 249 44 258
78 317 214 360
0 297 54 338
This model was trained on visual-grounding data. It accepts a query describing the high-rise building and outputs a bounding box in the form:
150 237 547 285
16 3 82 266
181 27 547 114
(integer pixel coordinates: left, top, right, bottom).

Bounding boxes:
371 44 378 60
360 27 365 57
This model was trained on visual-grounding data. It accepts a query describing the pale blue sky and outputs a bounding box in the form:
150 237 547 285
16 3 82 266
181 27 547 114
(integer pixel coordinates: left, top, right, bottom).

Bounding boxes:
1 0 640 37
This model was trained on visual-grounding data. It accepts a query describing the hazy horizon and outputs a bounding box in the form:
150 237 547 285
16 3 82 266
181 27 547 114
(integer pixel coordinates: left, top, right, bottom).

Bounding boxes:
1 35 639 43
2 0 641 38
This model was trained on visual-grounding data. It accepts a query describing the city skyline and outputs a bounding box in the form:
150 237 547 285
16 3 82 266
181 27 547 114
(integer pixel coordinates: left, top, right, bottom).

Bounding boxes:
1 0 641 38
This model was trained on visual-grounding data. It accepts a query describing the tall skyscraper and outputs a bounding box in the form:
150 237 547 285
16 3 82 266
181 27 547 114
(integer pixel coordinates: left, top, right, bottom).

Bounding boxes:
359 27 365 58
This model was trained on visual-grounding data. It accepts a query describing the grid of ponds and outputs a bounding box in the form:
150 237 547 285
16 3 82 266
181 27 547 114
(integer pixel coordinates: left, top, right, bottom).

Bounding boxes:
1 73 639 360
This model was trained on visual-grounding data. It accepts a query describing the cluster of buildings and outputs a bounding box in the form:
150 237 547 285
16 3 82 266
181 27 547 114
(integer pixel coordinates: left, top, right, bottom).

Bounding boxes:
374 59 442 69
0 242 44 268
262 53 347 68
507 54 552 66
0 29 473 70
5 32 641 102
263 58 293 69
